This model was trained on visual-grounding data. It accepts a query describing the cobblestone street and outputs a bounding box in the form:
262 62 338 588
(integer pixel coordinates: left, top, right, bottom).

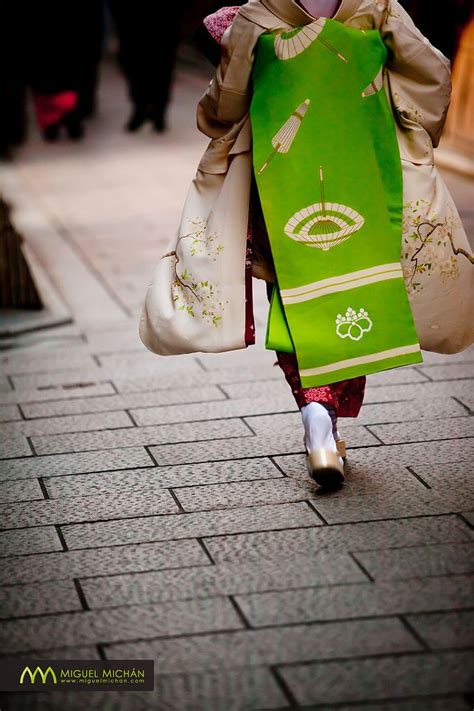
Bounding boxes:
0 60 473 710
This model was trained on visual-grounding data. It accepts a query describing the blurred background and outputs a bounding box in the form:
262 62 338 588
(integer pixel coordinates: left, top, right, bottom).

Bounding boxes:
0 0 472 335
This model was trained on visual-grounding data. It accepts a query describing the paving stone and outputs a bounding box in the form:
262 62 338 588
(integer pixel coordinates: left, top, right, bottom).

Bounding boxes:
0 691 122 711
0 539 209 585
0 667 287 711
112 366 283 394
0 527 62 558
196 349 277 372
0 479 43 503
96 351 200 372
366 368 430 385
112 361 216 383
85 327 146 352
149 667 288 711
461 512 474 527
406 610 474 650
204 516 473 565
306 700 470 711
0 579 81 618
45 458 283 499
417 363 474 381
410 461 473 492
221 380 291 401
9 367 104 390
31 417 252 455
105 618 420 672
0 446 153 482
354 542 474 580
0 342 91 360
317 458 422 485
235 575 474 627
0 410 133 439
0 382 115 406
0 437 32 459
81 554 364 609
363 379 474 404
457 392 473 412
274 439 474 482
266 455 467 524
174 478 318 512
0 352 97 376
131 394 297 427
1 488 179 528
149 431 307 467
406 480 474 513
9 360 203 391
21 385 226 419
309 487 455 525
235 466 458 525
244 413 379 447
0 596 243 653
278 650 474 705
0 405 21 422
347 438 474 466
62 502 320 550
344 398 466 425
369 416 474 445
0 645 100 661
0 374 12 393
422 347 474 364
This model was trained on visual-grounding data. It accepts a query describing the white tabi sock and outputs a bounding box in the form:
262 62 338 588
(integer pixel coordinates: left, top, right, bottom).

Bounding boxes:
301 402 343 466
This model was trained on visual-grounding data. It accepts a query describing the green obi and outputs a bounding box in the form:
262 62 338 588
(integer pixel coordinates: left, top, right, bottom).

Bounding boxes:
250 18 422 388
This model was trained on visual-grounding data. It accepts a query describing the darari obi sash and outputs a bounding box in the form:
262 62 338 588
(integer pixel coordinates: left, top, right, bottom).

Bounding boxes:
250 18 422 388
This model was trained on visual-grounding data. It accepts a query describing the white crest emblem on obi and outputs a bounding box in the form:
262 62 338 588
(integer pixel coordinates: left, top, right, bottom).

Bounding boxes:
336 307 373 341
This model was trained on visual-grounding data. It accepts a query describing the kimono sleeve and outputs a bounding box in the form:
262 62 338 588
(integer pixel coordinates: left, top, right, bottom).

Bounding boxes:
381 0 452 147
197 9 259 139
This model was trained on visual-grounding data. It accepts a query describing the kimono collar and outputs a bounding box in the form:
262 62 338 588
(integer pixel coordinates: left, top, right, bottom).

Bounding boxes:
198 0 364 138
243 0 361 27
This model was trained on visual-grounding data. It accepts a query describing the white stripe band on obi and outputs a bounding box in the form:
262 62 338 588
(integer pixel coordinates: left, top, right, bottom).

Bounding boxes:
280 263 403 305
300 344 421 377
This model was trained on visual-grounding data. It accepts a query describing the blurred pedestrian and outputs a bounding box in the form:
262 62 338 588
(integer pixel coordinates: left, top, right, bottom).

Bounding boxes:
25 0 104 142
75 1 105 121
108 1 183 132
0 3 27 158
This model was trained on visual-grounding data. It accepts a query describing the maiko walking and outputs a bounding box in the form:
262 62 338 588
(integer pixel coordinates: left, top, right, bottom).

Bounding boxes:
141 0 474 488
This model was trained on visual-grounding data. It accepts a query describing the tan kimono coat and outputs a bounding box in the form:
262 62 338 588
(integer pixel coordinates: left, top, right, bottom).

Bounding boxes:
140 0 474 357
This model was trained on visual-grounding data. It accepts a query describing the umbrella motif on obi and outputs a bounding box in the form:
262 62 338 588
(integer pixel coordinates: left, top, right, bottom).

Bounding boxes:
258 99 311 175
274 18 348 62
284 167 365 250
361 66 384 97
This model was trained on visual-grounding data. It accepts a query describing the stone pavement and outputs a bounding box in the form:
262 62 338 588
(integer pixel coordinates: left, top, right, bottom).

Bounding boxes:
0 61 473 710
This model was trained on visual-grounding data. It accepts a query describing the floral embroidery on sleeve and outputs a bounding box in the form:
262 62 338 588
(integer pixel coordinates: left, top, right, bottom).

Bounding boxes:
162 218 228 327
401 198 470 293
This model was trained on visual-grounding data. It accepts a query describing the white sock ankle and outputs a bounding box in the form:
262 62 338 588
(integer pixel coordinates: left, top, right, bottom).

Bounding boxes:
301 402 339 454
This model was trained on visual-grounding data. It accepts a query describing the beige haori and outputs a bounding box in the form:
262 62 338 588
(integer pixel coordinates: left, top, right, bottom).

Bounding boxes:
140 0 474 357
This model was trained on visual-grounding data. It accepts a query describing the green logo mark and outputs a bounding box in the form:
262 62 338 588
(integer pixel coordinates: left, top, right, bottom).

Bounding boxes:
20 666 57 685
